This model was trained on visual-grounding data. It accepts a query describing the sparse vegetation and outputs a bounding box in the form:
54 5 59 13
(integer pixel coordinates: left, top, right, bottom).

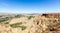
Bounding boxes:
10 22 22 28
0 14 60 33
28 16 34 19
19 25 27 30
15 15 20 18
10 22 27 30
0 17 9 23
15 14 24 18
5 22 9 24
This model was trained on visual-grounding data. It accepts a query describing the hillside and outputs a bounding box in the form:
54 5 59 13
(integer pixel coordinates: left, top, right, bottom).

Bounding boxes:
0 13 60 33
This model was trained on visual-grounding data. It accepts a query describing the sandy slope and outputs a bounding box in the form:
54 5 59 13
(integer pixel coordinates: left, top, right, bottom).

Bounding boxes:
0 14 60 33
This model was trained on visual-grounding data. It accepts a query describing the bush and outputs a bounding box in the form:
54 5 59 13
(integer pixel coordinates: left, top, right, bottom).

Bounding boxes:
10 22 22 28
0 17 9 22
10 22 27 30
28 16 34 19
15 14 24 18
19 25 27 30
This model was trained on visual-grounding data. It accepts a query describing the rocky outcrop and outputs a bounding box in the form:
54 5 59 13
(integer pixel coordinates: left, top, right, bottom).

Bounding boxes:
42 13 60 18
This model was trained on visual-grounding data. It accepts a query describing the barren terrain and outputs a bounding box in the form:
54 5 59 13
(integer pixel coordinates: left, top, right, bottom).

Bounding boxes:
0 13 60 33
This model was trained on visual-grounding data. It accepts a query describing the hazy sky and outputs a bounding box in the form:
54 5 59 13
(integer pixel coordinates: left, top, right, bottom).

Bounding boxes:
0 0 60 13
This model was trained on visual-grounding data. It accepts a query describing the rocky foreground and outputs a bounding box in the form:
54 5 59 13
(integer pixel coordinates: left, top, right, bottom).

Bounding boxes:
0 13 60 33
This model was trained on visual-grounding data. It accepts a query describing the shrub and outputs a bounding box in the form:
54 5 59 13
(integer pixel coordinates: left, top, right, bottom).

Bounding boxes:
28 16 34 19
19 25 27 30
0 17 9 22
10 22 27 30
10 22 22 28
15 14 23 18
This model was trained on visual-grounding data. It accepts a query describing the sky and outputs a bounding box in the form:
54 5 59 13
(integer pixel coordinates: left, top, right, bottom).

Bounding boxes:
0 0 60 13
